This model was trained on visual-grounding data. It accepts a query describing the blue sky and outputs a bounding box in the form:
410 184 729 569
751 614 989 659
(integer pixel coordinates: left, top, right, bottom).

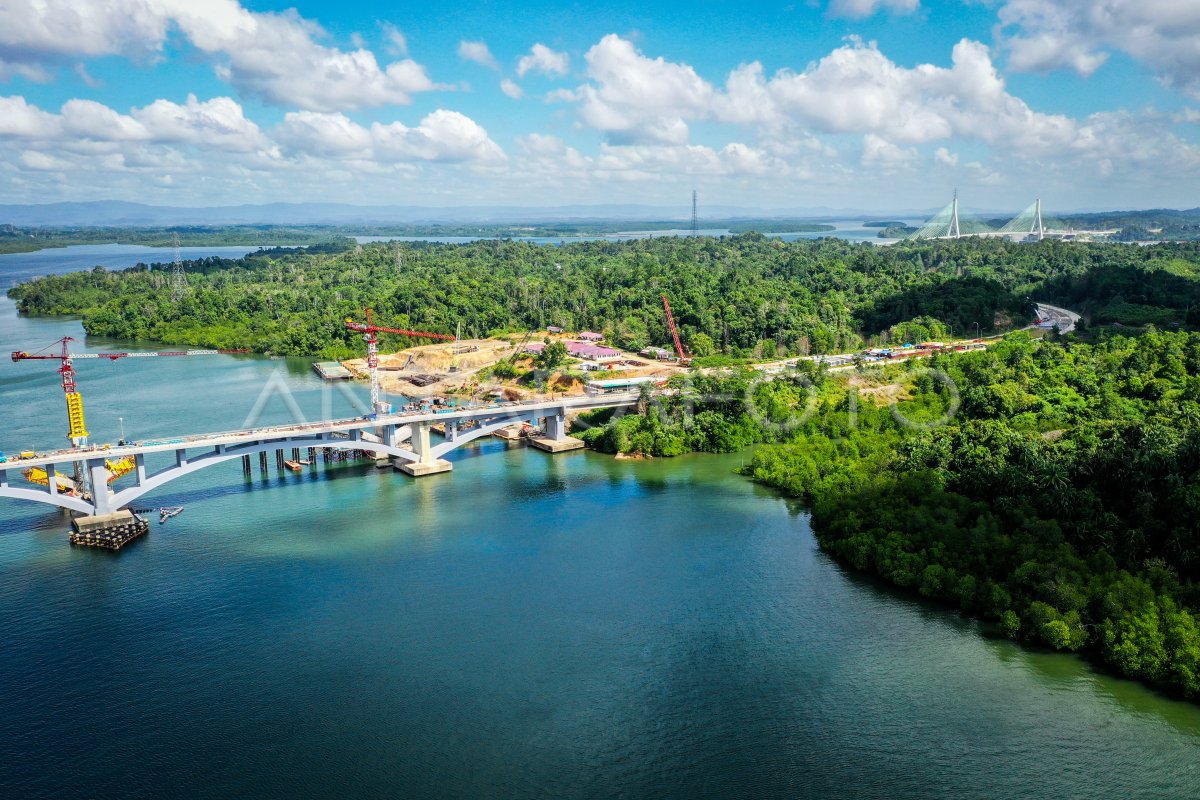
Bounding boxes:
0 0 1197 213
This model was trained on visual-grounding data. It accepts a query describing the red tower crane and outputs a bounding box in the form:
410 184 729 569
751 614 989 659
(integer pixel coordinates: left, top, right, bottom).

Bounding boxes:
661 294 691 366
345 308 454 413
12 336 249 447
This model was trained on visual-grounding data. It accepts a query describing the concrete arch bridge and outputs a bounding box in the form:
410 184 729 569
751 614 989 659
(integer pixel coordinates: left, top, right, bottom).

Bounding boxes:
0 394 638 522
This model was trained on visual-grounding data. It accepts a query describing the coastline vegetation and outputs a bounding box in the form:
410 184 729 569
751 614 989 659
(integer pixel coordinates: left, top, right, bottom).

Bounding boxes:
577 332 1200 700
0 224 353 254
16 236 1200 359
0 220 838 255
9 232 1200 699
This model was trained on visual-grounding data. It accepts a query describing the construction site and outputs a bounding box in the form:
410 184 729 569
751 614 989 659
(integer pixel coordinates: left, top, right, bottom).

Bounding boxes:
336 297 692 405
3 298 695 549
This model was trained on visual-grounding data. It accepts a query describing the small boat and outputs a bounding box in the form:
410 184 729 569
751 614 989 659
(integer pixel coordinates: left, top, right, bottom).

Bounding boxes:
283 460 305 472
159 506 183 524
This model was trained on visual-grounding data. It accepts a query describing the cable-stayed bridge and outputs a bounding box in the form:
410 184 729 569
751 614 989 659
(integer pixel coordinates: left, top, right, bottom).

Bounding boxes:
906 194 1118 241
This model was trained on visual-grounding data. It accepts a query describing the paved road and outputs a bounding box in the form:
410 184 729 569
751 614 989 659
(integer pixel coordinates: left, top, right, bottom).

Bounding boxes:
1034 302 1081 334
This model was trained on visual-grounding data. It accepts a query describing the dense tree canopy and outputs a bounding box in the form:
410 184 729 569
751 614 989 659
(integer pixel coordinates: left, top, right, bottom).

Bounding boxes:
746 332 1200 699
13 236 1199 359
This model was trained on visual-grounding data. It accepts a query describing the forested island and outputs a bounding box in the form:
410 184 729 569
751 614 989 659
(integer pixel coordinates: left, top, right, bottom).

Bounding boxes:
0 224 353 254
0 220 836 255
9 233 1200 700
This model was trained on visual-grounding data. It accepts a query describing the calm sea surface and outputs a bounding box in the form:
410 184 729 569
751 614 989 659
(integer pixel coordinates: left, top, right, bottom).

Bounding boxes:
0 245 1197 799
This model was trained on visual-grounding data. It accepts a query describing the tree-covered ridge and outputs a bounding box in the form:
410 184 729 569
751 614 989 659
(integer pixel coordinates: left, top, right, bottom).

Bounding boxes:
747 331 1200 699
10 236 1200 358
0 224 353 254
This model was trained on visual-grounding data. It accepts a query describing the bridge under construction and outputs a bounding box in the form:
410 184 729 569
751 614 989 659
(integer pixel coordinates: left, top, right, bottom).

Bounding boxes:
0 393 640 546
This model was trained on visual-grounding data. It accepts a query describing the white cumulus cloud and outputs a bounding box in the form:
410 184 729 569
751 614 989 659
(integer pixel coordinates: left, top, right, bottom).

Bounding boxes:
458 40 499 70
517 44 569 77
0 0 442 111
997 0 1200 98
278 108 506 164
500 79 524 99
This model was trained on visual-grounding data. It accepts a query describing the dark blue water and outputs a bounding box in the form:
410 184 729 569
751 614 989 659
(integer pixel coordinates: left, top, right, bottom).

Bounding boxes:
0 247 1198 799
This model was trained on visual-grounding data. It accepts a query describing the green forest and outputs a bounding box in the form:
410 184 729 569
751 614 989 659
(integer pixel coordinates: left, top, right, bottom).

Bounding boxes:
577 332 1200 700
9 232 1200 700
11 236 1200 359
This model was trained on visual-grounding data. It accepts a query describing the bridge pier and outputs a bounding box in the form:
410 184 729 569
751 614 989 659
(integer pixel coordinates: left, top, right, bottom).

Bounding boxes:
529 411 585 453
373 424 395 468
397 421 452 477
88 459 115 515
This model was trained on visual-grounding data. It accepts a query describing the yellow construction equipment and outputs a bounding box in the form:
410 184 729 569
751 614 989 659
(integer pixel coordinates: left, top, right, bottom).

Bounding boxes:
104 457 135 483
22 468 78 494
65 392 88 441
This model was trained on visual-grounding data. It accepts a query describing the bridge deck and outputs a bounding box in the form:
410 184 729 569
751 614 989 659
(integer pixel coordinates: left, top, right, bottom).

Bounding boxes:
1 393 639 469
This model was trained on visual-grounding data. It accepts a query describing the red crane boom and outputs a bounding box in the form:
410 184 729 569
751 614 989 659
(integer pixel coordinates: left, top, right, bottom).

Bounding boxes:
345 308 454 414
661 294 690 365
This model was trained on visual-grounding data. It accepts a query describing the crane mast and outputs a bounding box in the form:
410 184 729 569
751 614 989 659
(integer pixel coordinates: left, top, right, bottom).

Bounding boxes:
345 308 454 414
11 336 249 448
661 295 690 366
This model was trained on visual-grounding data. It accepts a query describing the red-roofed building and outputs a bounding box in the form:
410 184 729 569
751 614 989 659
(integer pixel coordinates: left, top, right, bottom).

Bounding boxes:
577 331 604 342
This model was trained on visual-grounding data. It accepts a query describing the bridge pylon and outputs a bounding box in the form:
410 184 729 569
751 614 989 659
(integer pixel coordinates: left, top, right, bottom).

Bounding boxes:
949 189 961 239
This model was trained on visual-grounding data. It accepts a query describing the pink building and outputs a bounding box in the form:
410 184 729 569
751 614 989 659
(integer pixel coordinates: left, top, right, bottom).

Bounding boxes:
577 331 604 342
523 341 621 362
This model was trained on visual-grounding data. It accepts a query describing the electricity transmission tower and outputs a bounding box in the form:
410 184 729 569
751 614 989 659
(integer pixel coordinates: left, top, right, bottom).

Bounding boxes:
691 190 698 236
170 233 187 302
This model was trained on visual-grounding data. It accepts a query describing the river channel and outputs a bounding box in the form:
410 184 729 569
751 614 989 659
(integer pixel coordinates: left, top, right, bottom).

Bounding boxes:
0 245 1197 799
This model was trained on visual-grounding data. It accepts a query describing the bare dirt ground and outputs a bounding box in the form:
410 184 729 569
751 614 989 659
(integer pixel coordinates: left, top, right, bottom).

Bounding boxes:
340 335 684 401
846 373 911 405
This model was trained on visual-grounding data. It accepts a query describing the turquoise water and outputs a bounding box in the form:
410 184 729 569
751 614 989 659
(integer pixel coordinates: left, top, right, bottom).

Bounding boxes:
1 249 1199 799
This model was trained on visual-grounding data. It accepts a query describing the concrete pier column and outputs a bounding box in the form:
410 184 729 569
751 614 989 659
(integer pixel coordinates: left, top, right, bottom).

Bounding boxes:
398 421 452 476
543 413 568 441
88 459 114 515
412 421 433 464
259 451 268 475
530 410 585 453
373 424 395 468
135 453 147 484
242 455 252 476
